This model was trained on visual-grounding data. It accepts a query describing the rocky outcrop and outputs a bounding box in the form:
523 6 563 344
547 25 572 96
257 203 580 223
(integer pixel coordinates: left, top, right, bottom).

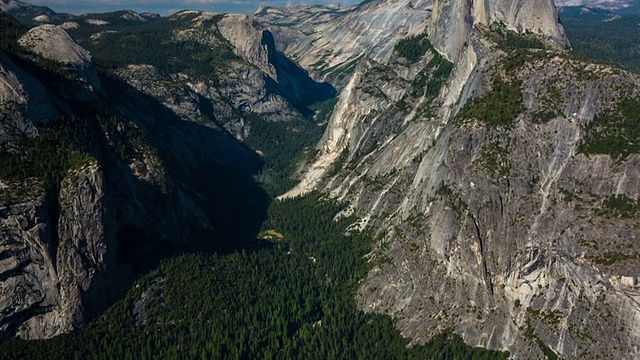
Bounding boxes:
115 64 210 125
18 24 102 96
217 14 277 80
0 162 109 339
209 13 335 116
4 162 121 340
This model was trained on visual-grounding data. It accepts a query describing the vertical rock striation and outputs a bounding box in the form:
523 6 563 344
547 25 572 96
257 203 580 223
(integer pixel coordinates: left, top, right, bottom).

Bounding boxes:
429 0 568 61
8 162 119 340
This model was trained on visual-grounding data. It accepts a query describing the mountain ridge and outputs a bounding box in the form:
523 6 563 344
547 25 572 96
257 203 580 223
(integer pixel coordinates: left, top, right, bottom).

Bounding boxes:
555 0 640 10
1 0 640 358
0 0 73 25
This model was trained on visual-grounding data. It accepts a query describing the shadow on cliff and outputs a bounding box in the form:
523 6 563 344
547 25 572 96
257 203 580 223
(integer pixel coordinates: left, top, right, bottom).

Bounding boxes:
261 29 337 117
44 71 275 322
0 36 283 340
7 51 275 269
97 73 274 267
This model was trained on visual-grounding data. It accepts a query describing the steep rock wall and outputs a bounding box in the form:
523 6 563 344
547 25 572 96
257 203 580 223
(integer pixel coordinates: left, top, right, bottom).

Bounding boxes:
0 162 123 341
284 0 640 357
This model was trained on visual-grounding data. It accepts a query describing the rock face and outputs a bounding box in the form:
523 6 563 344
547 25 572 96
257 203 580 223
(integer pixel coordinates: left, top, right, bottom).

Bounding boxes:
216 13 335 118
429 0 568 61
281 0 640 358
0 50 57 144
1 162 116 340
51 163 115 334
256 0 567 87
1 192 58 339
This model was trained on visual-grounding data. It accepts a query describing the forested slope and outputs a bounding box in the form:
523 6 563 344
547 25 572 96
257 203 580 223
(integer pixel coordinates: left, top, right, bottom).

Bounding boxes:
0 194 508 359
561 8 640 73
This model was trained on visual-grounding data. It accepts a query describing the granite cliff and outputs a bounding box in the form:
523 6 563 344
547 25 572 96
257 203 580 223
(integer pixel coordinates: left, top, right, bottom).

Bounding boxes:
275 0 640 358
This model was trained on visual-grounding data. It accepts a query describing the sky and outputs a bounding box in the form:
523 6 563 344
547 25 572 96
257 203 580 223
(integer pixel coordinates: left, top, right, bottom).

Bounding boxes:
22 0 640 18
24 0 361 16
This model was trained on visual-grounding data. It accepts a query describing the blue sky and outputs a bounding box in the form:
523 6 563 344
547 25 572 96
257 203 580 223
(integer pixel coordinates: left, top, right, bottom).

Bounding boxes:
25 0 361 16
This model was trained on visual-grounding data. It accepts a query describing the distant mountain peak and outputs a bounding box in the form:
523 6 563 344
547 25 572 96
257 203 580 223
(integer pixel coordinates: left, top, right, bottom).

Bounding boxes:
0 0 73 25
555 0 639 10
